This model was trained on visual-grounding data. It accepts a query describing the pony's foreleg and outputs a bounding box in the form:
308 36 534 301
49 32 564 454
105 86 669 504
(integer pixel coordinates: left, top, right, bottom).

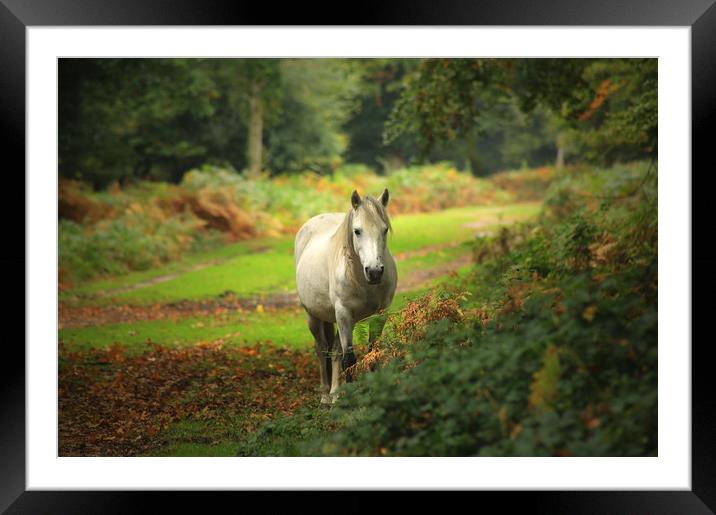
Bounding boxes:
308 315 331 405
333 302 357 394
329 332 343 402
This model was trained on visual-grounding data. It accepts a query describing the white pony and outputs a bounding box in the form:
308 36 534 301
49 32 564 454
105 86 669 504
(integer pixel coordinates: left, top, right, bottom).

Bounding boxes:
295 189 397 404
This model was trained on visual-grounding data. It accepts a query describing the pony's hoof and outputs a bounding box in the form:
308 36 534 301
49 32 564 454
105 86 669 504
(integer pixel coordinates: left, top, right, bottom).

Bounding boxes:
320 394 332 405
342 352 357 383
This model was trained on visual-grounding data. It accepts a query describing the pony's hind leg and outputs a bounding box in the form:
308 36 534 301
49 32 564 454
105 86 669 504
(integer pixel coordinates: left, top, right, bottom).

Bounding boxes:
308 314 332 405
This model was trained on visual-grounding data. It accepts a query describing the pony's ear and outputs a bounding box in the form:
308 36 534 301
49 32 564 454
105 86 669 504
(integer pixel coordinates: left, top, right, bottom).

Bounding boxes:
379 188 389 207
351 190 362 210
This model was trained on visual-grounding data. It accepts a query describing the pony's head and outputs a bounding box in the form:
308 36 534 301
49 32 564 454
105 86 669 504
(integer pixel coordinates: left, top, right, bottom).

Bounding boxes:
348 189 391 285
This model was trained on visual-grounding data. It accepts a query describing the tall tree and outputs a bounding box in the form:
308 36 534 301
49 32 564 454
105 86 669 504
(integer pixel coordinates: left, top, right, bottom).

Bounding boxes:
247 78 264 178
207 59 282 178
236 60 281 178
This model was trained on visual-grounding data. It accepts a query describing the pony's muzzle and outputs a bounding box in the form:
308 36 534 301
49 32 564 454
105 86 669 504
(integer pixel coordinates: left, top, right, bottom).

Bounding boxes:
365 265 384 284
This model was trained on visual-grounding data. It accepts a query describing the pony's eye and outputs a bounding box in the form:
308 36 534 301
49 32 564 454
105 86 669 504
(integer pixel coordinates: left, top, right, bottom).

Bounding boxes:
383 228 389 235
354 229 361 236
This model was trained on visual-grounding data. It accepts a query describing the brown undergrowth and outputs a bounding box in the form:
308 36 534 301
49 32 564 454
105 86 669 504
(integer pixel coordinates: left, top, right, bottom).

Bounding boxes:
350 290 468 377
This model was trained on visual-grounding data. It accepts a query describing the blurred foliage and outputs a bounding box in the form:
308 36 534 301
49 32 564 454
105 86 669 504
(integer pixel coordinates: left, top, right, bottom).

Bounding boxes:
60 59 216 188
59 58 656 189
341 59 422 171
265 60 362 173
59 59 361 188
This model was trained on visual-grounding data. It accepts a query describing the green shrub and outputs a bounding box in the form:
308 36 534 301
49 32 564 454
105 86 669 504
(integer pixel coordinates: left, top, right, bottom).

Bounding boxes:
59 209 209 284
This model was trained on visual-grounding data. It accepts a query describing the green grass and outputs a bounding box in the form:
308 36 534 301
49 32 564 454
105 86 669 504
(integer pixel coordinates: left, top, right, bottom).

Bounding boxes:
152 441 240 457
149 420 245 457
396 241 470 276
60 308 310 352
59 286 440 353
388 202 539 255
61 237 285 301
65 202 539 306
150 408 336 457
112 242 296 304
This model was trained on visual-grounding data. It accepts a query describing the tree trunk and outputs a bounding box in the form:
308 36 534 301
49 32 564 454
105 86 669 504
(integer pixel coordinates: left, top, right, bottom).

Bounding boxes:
247 80 263 179
555 132 566 169
555 145 565 169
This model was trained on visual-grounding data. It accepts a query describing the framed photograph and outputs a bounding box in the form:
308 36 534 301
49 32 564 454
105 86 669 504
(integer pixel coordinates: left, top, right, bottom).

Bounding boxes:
3 0 713 512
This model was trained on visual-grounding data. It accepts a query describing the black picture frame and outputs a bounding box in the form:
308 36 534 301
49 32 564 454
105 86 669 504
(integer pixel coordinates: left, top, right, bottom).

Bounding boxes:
2 0 713 512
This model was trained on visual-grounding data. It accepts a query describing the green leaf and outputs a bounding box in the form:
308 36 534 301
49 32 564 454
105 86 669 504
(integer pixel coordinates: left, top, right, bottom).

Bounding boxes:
368 315 388 344
352 321 370 347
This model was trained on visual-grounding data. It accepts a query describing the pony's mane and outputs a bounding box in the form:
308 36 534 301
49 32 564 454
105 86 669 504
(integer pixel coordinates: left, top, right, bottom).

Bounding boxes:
330 195 392 284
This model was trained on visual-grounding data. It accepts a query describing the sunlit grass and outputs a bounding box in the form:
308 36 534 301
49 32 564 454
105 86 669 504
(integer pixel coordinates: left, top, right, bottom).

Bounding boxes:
388 202 539 254
60 308 310 352
66 202 539 306
59 286 439 353
62 238 286 300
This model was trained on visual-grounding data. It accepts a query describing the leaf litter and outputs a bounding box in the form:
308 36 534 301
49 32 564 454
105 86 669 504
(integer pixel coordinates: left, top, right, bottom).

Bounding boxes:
59 340 316 456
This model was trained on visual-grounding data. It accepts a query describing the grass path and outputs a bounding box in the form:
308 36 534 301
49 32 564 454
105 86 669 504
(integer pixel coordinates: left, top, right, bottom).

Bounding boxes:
61 202 538 306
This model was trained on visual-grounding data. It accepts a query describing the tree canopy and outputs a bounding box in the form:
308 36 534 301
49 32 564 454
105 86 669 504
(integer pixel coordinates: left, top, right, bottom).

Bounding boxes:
59 58 657 189
386 58 657 169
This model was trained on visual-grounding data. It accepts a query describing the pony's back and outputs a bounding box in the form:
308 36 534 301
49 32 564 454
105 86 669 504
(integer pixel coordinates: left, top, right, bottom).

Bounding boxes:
294 212 345 269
